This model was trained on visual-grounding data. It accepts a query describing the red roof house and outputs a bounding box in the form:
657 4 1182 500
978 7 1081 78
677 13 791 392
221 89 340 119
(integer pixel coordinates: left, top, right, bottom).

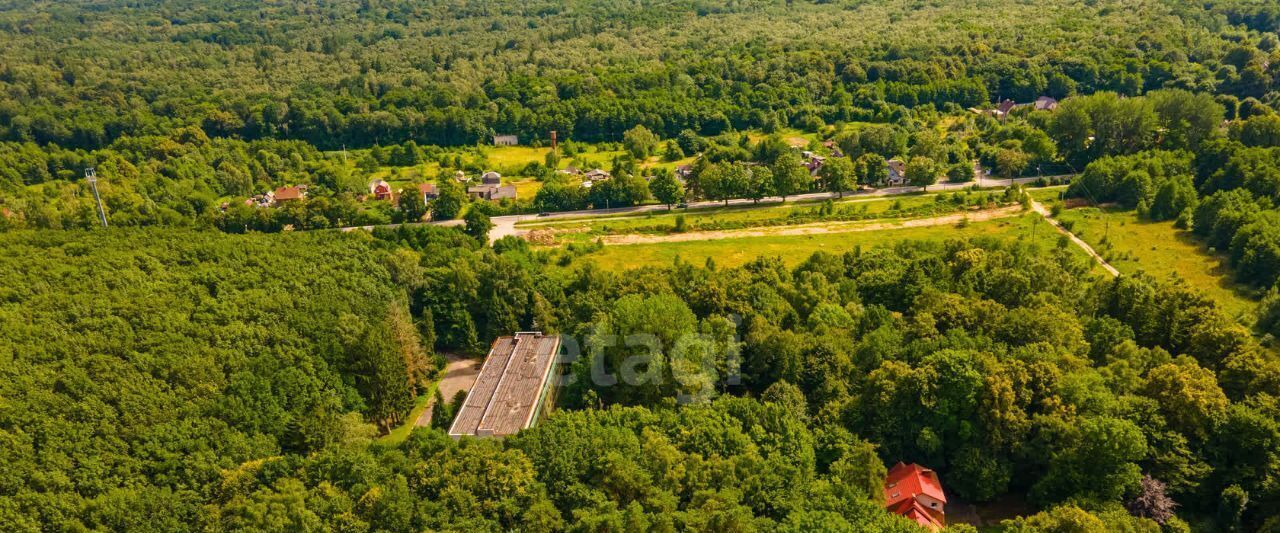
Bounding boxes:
369 179 393 201
885 462 947 531
273 185 307 203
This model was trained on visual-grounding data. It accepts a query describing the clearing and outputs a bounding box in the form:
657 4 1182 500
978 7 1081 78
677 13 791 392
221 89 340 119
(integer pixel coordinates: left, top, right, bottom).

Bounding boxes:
1053 206 1258 319
595 206 1023 245
578 212 1090 271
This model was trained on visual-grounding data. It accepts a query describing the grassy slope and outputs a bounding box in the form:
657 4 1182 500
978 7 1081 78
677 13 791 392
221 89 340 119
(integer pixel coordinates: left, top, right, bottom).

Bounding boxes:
1054 207 1258 319
580 212 1086 270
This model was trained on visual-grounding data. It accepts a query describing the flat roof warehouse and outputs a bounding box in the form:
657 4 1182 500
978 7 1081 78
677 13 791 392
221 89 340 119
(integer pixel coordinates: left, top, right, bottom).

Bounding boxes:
448 332 564 438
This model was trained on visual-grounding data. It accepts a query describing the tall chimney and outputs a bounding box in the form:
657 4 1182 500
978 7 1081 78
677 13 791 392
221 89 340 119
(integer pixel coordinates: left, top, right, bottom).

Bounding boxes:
550 130 557 151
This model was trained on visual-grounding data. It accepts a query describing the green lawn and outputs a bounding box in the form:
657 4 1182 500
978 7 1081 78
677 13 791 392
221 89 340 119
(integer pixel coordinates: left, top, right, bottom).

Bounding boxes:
1054 207 1258 319
578 212 1086 271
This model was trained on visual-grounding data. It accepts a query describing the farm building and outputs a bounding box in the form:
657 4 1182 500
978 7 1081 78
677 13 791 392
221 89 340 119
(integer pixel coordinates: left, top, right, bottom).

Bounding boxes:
448 332 564 438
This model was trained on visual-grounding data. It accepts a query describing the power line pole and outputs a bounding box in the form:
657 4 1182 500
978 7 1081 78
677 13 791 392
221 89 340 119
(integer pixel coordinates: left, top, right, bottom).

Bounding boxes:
85 168 108 228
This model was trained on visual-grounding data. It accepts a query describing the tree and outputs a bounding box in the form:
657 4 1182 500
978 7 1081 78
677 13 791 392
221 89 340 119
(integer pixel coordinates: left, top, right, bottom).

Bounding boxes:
662 140 684 162
819 157 855 198
853 153 886 186
770 154 812 200
700 163 748 205
1150 89 1224 151
399 188 427 223
1126 476 1177 524
1148 175 1197 221
623 125 659 159
754 134 792 165
648 171 684 209
545 146 561 168
905 156 938 191
429 389 452 429
677 129 707 155
431 179 466 220
857 125 908 159
464 209 493 243
745 166 773 203
1031 416 1147 504
994 148 1030 181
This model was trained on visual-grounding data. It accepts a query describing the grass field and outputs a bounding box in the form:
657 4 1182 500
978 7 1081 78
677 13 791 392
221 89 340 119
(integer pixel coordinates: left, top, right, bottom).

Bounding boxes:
578 212 1086 271
524 193 958 234
1054 207 1258 319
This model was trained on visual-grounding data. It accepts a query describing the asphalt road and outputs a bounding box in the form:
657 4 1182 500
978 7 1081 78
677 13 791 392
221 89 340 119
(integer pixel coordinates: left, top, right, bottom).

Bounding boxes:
342 171 1062 243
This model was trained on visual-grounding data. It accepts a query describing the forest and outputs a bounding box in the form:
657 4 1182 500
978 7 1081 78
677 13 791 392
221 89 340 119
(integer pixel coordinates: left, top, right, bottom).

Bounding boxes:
3 225 1279 530
3 0 1280 531
4 0 1280 230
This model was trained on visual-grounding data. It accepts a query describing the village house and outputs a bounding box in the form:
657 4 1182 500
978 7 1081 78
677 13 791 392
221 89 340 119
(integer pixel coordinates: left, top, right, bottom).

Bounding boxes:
246 192 272 208
418 183 438 202
492 134 519 146
584 168 611 182
468 184 517 201
272 185 307 204
884 462 947 531
977 97 1060 121
1033 95 1059 111
674 165 692 180
887 159 907 185
454 170 469 183
804 154 826 177
480 171 502 185
369 179 393 201
558 165 581 176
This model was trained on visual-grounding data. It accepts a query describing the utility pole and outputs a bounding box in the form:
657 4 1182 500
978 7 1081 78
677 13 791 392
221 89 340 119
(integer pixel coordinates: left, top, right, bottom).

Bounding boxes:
85 168 108 228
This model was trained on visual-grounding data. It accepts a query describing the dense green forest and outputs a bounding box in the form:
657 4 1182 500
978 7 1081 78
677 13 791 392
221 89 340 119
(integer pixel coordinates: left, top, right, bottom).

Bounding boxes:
4 0 1280 230
4 0 1280 530
2 225 1279 530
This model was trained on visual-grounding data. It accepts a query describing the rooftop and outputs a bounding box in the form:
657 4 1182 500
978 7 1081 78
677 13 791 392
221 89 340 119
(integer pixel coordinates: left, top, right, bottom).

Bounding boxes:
448 332 563 438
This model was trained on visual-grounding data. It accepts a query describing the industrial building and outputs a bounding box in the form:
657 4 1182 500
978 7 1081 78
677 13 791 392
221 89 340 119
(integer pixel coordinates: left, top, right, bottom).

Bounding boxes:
448 332 563 438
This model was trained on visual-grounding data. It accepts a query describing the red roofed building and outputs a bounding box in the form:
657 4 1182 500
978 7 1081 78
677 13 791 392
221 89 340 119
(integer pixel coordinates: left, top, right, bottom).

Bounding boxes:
885 462 947 531
369 179 393 201
273 185 307 203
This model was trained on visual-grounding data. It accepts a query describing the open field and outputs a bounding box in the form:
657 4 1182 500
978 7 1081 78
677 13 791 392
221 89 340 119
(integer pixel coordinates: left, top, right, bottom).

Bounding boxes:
1053 207 1258 319
523 193 961 235
578 211 1088 271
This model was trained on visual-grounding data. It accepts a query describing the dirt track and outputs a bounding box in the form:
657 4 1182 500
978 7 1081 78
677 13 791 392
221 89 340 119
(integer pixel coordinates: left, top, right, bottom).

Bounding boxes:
595 206 1024 245
414 354 482 428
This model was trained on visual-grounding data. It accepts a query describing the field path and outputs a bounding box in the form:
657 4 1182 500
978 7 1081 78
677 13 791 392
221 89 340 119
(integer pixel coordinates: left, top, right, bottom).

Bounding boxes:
596 206 1023 245
1028 197 1119 277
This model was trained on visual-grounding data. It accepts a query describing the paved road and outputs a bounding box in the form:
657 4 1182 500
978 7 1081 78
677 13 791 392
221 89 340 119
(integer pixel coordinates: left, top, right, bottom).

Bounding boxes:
425 175 1050 242
341 169 1060 243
